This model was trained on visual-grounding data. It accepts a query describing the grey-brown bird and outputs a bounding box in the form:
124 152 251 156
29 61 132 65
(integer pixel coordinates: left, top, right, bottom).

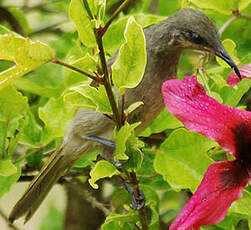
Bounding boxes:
9 8 241 223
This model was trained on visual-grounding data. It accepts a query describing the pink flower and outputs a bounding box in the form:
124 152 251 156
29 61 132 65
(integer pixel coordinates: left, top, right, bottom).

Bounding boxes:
227 63 251 87
161 76 251 230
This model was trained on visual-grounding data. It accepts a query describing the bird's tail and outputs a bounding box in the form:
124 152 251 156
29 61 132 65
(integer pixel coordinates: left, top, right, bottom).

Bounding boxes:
9 146 70 223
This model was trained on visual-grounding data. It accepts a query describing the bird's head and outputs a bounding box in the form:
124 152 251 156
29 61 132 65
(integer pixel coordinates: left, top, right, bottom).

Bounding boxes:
166 8 241 78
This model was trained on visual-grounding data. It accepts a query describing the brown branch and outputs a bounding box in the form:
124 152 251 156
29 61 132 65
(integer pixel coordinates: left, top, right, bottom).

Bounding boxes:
51 58 104 83
130 171 149 230
94 31 122 128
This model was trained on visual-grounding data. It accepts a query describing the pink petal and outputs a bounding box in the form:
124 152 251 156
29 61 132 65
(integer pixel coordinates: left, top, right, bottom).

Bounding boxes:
170 161 250 230
161 76 251 157
227 63 251 87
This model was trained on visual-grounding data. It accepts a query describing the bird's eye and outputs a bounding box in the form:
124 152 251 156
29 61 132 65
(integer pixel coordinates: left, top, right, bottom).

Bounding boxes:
190 32 204 45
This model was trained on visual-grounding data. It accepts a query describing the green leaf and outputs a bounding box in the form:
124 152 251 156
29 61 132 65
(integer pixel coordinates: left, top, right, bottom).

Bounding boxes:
114 122 141 161
112 16 146 94
139 109 183 137
64 90 96 109
124 135 144 171
229 189 251 216
208 74 228 89
140 184 160 229
89 160 120 189
224 79 251 106
0 34 53 89
39 97 75 144
150 109 183 133
103 14 165 55
0 85 28 121
0 159 17 176
0 121 7 157
19 110 42 147
64 84 115 114
216 39 240 67
74 150 99 168
124 101 144 116
159 0 180 16
190 0 234 15
26 148 43 168
102 208 138 230
0 163 21 198
239 0 251 11
69 0 96 47
154 128 216 192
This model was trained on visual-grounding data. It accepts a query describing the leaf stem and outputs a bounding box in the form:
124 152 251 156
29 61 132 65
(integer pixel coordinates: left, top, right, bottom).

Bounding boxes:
50 58 104 83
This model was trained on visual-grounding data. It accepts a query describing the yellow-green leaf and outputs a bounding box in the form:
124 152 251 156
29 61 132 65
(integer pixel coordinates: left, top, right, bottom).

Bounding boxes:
89 160 120 189
239 0 251 11
190 0 234 15
64 84 115 114
0 159 17 176
69 0 96 47
0 34 53 89
112 16 147 94
114 122 141 161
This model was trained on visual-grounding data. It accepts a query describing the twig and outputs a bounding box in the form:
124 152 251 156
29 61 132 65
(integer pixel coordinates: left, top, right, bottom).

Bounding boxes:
51 58 104 83
238 14 251 20
219 9 251 36
13 145 44 164
101 0 132 36
232 10 251 20
219 16 237 36
0 208 20 230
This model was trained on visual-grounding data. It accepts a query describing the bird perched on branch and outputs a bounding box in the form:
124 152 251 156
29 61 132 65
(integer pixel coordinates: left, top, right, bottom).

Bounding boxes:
9 8 241 223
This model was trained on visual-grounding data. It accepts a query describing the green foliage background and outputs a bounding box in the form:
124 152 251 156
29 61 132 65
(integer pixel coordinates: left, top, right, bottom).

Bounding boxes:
0 0 250 229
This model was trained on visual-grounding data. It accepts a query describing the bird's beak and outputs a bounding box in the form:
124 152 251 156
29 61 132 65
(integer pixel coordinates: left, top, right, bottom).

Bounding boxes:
215 49 241 79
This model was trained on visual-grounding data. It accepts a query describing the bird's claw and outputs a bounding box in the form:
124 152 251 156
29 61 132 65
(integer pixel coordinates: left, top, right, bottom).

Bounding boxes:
122 181 146 210
131 190 145 210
